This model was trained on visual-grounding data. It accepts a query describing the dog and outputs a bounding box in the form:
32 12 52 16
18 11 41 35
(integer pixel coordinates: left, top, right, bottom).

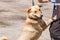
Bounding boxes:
17 5 57 40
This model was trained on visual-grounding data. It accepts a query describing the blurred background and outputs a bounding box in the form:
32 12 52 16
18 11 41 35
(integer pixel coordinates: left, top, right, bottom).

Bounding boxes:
0 0 54 40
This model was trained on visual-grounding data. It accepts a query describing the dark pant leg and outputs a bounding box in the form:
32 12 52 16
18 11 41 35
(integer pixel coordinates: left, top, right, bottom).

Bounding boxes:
50 4 60 40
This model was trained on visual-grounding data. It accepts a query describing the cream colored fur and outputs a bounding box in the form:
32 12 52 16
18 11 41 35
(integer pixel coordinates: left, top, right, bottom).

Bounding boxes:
17 5 57 40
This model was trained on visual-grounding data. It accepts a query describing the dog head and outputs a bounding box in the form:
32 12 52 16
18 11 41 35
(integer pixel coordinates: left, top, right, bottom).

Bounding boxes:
27 5 43 20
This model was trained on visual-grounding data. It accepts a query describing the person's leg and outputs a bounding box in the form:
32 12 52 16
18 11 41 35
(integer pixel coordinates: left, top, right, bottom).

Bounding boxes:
50 3 58 40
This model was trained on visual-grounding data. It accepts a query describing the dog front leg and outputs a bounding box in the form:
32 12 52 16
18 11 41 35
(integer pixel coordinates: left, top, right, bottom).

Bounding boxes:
45 19 53 26
45 15 57 26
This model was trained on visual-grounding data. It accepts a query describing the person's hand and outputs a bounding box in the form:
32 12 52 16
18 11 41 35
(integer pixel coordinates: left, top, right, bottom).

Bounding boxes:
38 0 49 3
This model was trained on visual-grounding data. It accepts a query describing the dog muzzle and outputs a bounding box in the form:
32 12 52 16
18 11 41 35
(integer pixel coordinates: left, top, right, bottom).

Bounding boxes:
29 15 43 20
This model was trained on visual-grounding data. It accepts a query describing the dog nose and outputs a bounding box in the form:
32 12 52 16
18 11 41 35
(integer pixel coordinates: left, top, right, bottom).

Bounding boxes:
34 15 38 17
40 15 43 18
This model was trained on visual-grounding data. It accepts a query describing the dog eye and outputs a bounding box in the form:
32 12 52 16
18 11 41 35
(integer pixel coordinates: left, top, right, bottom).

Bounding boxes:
35 11 37 13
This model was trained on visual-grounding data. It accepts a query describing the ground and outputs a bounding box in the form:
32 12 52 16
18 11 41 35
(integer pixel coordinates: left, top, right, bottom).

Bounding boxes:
0 0 54 40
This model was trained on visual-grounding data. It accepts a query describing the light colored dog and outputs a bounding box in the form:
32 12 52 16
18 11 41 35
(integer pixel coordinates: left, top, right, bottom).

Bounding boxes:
17 5 56 40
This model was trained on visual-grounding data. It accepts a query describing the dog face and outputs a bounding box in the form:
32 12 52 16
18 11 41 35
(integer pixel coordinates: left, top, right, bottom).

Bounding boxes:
27 5 42 19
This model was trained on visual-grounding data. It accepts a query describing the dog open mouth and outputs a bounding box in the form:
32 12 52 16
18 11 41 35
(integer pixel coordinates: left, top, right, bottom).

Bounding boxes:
29 15 43 20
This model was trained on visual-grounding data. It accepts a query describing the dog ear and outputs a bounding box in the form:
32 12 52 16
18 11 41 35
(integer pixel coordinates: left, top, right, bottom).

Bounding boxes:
27 8 31 13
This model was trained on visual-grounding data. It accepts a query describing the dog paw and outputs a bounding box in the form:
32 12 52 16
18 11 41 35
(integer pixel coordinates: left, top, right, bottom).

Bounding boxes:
52 15 57 20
